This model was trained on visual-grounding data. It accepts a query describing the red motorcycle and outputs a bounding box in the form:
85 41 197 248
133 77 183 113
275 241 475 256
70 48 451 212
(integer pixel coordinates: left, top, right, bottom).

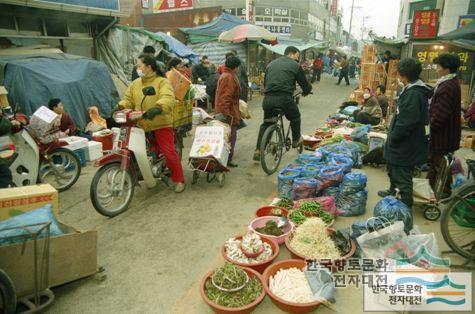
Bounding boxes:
90 87 171 217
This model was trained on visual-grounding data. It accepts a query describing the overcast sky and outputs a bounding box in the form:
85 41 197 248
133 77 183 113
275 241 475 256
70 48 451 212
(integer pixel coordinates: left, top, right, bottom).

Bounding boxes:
339 0 401 39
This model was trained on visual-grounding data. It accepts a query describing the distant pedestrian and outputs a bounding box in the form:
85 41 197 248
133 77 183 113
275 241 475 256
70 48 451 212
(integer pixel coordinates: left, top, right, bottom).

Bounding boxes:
311 54 323 83
427 53 462 196
379 58 433 209
336 55 350 86
192 55 210 83
375 84 389 118
215 56 241 168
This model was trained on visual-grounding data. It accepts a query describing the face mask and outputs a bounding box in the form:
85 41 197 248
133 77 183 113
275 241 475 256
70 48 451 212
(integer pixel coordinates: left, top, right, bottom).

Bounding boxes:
363 93 370 100
137 69 145 78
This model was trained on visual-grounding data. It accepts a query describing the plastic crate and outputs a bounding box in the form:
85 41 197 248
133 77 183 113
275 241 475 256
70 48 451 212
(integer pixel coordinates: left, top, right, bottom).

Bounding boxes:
72 148 86 167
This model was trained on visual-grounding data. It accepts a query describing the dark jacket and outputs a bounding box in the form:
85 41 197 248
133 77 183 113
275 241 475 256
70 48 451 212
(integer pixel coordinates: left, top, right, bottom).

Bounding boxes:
59 112 76 134
376 94 389 117
385 81 433 167
192 63 209 83
429 77 461 155
236 57 249 102
205 72 220 105
215 68 241 125
264 56 312 96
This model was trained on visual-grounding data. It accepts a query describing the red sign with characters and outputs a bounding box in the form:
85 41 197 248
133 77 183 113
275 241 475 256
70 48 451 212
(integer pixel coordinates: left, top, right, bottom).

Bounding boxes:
153 0 192 13
412 9 439 39
331 0 338 17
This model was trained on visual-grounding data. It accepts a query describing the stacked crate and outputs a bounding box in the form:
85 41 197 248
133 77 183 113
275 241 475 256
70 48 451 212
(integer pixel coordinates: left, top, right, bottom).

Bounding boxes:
359 44 387 91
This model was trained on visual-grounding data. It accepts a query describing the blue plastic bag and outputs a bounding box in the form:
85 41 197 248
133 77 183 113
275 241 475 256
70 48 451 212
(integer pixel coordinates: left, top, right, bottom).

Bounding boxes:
285 162 305 171
350 125 372 144
328 153 354 173
340 171 367 194
373 196 413 234
316 165 345 191
292 178 318 200
322 186 340 198
0 204 64 246
319 144 353 161
336 189 368 217
301 164 324 178
341 106 358 116
278 169 301 198
297 154 322 165
339 140 362 167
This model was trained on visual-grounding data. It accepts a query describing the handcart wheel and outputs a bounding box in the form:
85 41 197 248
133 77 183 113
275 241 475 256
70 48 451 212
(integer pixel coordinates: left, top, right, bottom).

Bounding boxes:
206 172 216 183
423 204 441 221
216 172 225 187
192 171 200 185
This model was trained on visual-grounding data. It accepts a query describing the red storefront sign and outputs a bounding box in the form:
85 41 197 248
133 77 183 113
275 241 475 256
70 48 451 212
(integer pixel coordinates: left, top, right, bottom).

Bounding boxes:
412 9 439 39
153 0 193 13
331 0 338 17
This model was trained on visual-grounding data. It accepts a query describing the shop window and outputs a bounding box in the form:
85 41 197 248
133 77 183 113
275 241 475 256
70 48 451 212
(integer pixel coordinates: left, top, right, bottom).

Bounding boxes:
69 21 90 37
281 18 289 23
255 17 264 22
469 0 475 14
263 17 272 22
274 17 282 22
291 9 300 18
0 15 16 33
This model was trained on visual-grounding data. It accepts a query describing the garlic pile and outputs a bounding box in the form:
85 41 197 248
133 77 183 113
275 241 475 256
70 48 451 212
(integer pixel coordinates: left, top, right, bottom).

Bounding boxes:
225 233 272 264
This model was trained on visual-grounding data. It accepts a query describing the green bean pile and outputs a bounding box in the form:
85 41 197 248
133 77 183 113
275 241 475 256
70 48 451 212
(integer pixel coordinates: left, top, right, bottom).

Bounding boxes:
289 201 334 226
276 197 294 210
205 263 262 308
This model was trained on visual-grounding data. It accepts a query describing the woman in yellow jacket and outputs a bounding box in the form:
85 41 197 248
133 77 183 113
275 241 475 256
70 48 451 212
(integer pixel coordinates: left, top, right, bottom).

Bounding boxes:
118 55 185 193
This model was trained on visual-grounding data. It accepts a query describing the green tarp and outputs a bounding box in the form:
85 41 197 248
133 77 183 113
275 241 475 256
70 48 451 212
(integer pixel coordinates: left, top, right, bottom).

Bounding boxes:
439 22 475 40
114 25 168 49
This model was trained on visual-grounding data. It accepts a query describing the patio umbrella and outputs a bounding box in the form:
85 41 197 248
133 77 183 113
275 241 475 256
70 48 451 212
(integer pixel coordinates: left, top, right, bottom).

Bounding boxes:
218 24 277 44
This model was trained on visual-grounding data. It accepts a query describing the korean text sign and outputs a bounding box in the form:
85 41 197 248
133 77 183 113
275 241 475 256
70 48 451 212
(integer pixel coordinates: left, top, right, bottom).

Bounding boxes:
412 10 439 39
153 0 192 13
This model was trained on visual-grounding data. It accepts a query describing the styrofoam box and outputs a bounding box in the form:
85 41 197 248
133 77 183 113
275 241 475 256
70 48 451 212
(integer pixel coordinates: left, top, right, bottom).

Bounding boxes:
61 136 88 151
86 141 103 161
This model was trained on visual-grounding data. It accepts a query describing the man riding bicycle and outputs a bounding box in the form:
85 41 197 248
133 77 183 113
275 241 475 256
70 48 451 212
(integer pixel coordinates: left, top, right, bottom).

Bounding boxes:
253 46 312 161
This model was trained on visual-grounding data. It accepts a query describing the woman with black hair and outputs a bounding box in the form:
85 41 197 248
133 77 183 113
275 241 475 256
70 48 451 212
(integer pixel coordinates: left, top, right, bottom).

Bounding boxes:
427 53 462 195
118 54 185 193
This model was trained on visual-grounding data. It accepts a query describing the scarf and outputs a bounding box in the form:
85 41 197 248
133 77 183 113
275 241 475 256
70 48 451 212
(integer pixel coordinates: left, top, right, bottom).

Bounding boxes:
433 73 457 94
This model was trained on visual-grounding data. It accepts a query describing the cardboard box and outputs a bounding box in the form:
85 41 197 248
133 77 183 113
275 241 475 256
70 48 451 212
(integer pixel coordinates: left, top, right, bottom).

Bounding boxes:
173 98 193 128
0 184 58 221
190 125 230 166
361 63 376 74
0 222 98 297
166 68 191 101
464 135 474 148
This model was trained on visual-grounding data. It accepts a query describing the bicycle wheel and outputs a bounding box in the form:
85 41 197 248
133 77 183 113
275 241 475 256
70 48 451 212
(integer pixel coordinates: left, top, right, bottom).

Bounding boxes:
260 124 284 175
0 269 16 314
440 185 475 260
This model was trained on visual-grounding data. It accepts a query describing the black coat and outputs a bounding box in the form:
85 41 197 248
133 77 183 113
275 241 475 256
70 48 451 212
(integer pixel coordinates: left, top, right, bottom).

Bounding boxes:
385 82 433 167
264 56 312 96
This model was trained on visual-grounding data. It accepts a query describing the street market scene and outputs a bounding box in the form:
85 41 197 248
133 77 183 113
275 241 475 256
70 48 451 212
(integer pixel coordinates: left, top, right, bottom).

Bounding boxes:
0 0 474 313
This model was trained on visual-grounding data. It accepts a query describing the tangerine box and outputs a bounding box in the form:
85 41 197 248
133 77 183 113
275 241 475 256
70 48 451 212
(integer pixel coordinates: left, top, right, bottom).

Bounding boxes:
0 184 58 221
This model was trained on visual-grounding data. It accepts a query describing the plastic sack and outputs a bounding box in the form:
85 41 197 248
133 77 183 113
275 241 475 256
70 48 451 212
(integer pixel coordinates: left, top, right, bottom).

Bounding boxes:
341 105 358 116
292 196 344 216
351 218 386 240
304 267 336 304
328 153 354 173
285 162 305 172
301 164 323 178
291 178 318 200
384 233 444 269
331 229 352 255
318 144 353 161
278 169 301 199
339 171 367 194
336 189 367 217
297 153 322 165
0 204 64 246
374 196 413 234
316 165 345 191
350 125 371 144
339 140 363 166
356 220 407 259
322 186 340 198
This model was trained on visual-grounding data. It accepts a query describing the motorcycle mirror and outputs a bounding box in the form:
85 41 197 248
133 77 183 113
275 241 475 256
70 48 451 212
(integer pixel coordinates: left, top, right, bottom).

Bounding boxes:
142 87 156 96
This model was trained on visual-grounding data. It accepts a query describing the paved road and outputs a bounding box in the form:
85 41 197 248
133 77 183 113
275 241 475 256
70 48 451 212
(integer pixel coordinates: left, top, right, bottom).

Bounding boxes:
48 74 472 314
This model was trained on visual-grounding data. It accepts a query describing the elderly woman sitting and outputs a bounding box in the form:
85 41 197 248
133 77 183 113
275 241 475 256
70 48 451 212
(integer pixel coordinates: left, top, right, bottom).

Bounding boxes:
353 87 382 125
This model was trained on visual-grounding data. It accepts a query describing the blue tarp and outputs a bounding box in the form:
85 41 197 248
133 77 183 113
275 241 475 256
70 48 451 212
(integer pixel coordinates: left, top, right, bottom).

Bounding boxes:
179 13 249 43
155 32 200 64
41 0 119 10
3 56 119 129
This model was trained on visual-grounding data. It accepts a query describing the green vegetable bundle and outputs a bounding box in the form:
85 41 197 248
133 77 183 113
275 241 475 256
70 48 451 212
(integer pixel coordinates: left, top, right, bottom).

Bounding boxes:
289 201 334 226
205 263 262 308
276 197 294 210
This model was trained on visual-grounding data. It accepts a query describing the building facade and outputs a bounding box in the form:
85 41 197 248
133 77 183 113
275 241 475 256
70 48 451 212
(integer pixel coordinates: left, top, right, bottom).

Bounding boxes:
397 0 475 38
136 0 343 44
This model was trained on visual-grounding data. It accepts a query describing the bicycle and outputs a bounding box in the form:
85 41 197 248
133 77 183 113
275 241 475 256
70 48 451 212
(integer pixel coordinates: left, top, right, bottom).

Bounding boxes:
440 158 475 267
259 93 304 175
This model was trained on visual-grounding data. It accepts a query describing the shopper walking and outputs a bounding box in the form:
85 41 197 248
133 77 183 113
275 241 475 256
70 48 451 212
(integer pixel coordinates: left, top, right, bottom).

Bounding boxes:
215 56 241 168
311 54 323 83
336 55 350 86
379 58 433 209
427 53 462 196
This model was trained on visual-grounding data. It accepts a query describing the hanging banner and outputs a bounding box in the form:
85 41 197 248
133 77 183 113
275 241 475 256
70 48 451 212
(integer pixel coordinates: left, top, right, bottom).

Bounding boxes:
246 0 254 22
331 0 338 17
153 0 193 13
412 9 439 40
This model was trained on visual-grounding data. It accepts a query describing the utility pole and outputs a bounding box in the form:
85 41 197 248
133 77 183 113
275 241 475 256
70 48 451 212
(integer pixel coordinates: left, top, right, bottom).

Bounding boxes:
347 0 355 45
361 16 370 40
